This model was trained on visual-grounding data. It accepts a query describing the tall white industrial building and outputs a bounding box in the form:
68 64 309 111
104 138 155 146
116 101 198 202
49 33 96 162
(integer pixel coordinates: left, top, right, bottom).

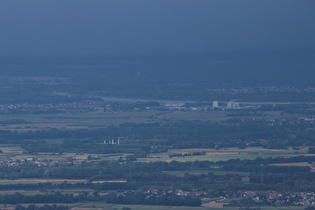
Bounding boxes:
227 101 240 109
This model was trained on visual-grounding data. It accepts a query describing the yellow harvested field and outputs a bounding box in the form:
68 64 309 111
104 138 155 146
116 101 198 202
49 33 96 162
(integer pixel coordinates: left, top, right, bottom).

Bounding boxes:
269 162 311 167
206 152 239 155
269 162 315 171
0 179 128 185
202 198 227 208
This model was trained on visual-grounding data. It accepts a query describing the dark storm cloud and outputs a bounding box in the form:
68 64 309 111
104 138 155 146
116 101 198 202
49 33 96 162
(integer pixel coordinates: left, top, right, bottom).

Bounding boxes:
0 0 314 56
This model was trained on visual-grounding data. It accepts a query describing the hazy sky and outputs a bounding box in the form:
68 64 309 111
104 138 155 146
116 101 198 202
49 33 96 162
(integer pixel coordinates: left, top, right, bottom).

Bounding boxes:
1 0 314 56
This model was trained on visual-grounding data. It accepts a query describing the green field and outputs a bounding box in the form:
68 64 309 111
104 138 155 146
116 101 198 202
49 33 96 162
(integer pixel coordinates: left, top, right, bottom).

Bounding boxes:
138 147 310 162
0 109 231 132
0 108 291 132
1 145 311 164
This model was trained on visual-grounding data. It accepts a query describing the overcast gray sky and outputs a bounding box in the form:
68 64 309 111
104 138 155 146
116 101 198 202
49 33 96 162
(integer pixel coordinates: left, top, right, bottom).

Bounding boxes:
1 0 314 56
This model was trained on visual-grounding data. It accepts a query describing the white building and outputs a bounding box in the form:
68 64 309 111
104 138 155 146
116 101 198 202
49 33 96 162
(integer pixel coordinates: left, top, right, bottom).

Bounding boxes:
227 101 240 109
213 101 219 109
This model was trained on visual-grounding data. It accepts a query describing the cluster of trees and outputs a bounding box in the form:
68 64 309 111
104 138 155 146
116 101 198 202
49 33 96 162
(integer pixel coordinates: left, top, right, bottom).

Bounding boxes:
308 147 315 154
226 198 266 208
0 189 201 207
0 192 95 204
1 157 315 194
169 151 206 158
2 117 315 155
13 204 68 210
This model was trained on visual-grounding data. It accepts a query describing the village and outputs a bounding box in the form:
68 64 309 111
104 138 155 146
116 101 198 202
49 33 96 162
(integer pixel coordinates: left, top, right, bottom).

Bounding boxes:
237 190 315 206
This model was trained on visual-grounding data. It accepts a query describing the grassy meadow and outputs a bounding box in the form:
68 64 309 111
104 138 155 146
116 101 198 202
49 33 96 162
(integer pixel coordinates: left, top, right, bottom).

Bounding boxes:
0 107 288 132
138 147 311 162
